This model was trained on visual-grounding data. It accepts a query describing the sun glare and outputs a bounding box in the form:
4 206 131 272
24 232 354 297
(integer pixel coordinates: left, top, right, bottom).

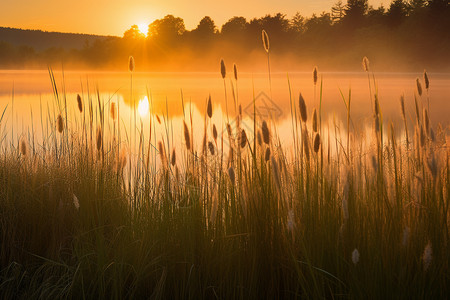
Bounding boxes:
137 23 148 37
138 96 149 117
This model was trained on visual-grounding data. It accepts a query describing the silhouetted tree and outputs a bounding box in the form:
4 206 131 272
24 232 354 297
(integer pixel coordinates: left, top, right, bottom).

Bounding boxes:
221 17 247 35
188 16 217 50
148 15 185 42
343 0 369 27
427 0 450 11
387 0 407 27
331 1 346 23
195 16 216 35
366 5 387 26
123 25 145 40
304 13 332 33
290 12 306 34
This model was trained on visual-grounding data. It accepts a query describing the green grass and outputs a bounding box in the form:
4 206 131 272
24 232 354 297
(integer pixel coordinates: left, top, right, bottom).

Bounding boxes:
0 64 449 299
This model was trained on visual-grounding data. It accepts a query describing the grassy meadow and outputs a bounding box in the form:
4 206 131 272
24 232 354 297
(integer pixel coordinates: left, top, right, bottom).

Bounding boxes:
0 52 449 299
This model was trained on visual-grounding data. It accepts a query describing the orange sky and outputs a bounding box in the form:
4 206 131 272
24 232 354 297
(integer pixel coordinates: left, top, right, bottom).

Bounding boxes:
0 0 385 36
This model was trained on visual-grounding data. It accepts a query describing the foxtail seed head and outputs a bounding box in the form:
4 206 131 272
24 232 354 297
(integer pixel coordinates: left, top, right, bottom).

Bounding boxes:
207 96 212 118
313 66 318 85
240 130 247 148
128 56 135 72
424 70 429 90
57 114 64 133
183 122 191 150
220 59 226 79
312 109 318 132
313 133 321 153
299 93 307 123
362 56 369 72
262 120 270 144
77 94 83 113
262 30 270 53
110 102 116 120
416 78 423 96
96 126 102 151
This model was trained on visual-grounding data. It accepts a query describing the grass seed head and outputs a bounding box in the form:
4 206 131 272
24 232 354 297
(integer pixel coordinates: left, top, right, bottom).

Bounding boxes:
400 95 406 120
96 126 102 151
158 141 166 164
313 66 318 85
299 93 307 123
226 123 232 138
233 63 238 81
312 109 318 132
424 70 429 89
208 141 215 155
183 121 191 150
313 133 321 153
110 102 116 120
77 94 83 113
207 95 212 118
257 130 262 146
362 56 369 72
57 114 64 133
416 78 422 96
20 137 28 156
212 124 218 142
129 56 135 72
228 166 235 184
265 147 271 162
262 29 270 53
262 120 270 144
171 148 176 166
240 129 247 148
220 59 226 79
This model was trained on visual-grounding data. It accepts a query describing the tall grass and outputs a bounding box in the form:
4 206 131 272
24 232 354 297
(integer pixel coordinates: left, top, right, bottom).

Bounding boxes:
0 60 449 299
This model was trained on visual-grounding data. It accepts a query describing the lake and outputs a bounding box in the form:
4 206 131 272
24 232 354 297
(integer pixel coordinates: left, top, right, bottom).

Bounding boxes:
1 70 449 159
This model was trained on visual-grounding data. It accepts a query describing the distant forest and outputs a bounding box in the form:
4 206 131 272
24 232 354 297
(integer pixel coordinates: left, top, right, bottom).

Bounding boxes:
1 0 449 71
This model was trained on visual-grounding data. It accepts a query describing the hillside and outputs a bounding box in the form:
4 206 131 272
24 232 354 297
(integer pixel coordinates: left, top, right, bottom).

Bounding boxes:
0 27 117 51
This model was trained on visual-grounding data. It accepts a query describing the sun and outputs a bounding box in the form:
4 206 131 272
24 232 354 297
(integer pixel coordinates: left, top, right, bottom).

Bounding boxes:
138 96 149 118
137 23 148 37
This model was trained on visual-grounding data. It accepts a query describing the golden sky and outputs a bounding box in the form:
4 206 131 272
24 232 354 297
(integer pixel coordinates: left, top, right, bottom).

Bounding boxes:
0 0 385 36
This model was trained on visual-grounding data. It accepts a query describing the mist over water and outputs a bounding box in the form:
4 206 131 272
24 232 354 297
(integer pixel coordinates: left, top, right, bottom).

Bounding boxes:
1 70 449 154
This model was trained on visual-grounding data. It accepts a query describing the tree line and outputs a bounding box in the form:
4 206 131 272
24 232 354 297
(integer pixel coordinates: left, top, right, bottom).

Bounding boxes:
1 0 449 71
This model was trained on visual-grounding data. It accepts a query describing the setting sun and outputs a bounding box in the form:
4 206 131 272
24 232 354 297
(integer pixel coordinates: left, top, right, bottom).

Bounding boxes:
137 23 148 37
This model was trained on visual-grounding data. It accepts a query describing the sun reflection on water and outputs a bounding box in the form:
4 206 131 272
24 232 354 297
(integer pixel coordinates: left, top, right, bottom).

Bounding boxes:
138 96 149 117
